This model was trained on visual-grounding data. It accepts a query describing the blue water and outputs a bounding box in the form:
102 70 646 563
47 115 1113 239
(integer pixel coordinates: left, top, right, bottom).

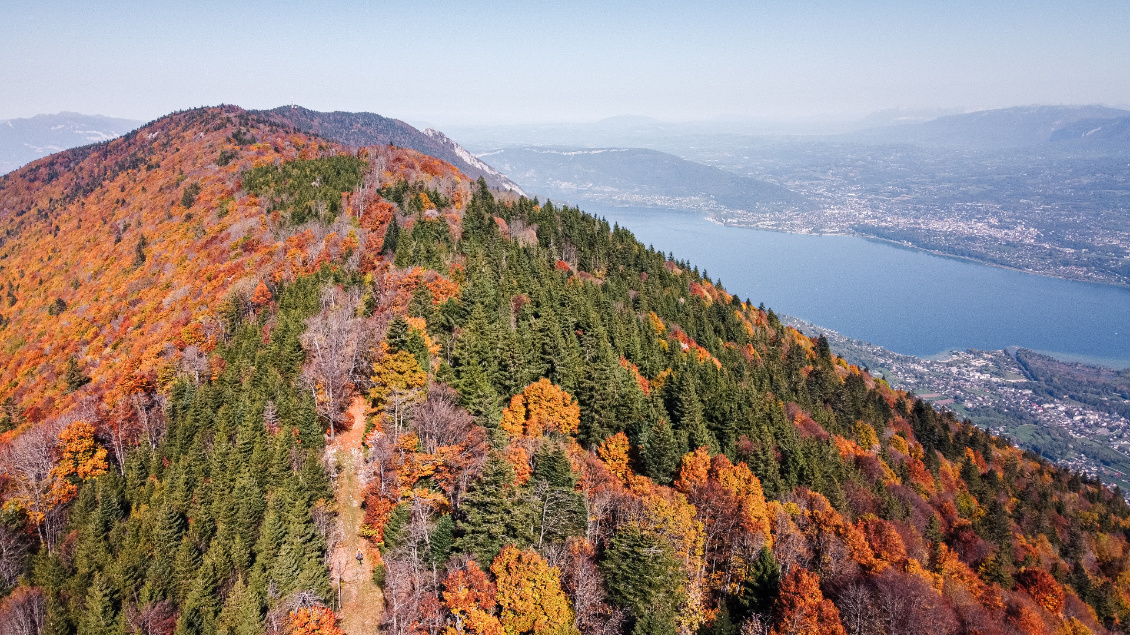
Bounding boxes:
585 205 1130 369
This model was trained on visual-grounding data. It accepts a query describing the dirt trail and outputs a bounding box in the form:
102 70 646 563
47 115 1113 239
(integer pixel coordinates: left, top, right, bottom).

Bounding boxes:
328 396 382 634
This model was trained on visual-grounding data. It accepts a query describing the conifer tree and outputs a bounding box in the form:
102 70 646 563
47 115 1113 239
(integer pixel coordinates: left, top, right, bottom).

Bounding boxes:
672 371 714 453
382 215 399 254
640 418 680 485
600 526 681 634
78 573 117 635
455 453 534 565
578 326 621 446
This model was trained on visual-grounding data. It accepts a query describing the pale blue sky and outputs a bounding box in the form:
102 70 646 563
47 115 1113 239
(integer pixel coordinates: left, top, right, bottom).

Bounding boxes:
3 0 1128 124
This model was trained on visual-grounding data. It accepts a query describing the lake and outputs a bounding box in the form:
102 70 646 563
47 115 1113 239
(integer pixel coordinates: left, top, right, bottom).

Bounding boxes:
583 205 1130 369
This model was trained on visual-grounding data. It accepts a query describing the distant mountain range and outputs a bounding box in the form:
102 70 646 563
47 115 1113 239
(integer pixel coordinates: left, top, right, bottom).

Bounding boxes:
852 105 1130 151
0 112 141 174
254 106 525 194
478 146 808 213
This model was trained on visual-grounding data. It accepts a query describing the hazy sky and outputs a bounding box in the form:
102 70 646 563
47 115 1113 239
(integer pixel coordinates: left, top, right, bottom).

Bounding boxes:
3 0 1128 125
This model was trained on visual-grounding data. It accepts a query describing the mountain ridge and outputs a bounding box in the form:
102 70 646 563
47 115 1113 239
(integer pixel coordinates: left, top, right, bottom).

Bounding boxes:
478 145 808 214
254 105 526 194
851 105 1130 150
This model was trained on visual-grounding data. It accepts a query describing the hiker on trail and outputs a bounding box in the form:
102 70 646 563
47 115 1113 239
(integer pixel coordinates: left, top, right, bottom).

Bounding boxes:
356 551 363 566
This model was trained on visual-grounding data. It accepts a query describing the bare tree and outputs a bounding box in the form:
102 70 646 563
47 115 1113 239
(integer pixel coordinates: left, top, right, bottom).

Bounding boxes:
739 615 771 635
311 499 341 564
101 399 136 476
382 493 441 635
180 345 209 386
365 431 400 499
124 600 176 635
301 286 369 438
562 539 624 635
873 570 956 635
265 591 323 635
410 384 473 454
0 586 45 635
0 524 29 591
836 581 879 635
0 420 64 549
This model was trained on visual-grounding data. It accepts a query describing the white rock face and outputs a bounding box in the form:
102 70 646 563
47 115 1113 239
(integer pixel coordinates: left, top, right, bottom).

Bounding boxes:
423 128 527 198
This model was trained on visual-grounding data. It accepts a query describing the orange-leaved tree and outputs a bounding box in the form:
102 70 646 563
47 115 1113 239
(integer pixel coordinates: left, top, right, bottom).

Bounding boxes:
1017 567 1065 615
442 561 503 635
499 379 580 438
289 606 344 635
596 432 632 484
49 420 108 505
490 545 574 635
771 567 846 635
674 447 711 493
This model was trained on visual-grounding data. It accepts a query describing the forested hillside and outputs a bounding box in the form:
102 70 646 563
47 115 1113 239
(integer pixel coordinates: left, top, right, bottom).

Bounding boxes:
2 106 1130 635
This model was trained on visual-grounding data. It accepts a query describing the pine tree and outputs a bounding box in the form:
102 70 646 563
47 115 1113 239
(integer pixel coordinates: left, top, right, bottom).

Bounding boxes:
640 418 680 485
382 215 400 254
455 453 534 564
578 326 621 446
740 546 780 615
78 573 117 635
63 355 91 393
600 526 681 633
429 514 455 569
672 371 714 453
173 537 202 603
531 443 586 547
925 513 944 545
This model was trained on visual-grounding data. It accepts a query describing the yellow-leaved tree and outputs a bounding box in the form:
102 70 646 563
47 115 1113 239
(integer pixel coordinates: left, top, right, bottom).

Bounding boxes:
369 341 427 436
499 379 580 438
490 545 574 635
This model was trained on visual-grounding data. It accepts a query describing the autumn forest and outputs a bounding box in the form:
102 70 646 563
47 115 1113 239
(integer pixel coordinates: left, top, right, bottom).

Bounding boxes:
2 106 1130 635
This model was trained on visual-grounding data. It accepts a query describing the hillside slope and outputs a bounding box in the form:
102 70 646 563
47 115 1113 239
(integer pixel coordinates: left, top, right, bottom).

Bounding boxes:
479 145 808 213
0 106 1129 635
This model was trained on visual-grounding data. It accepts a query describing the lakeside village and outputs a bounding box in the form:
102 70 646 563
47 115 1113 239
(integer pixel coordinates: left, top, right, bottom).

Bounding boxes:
786 317 1130 493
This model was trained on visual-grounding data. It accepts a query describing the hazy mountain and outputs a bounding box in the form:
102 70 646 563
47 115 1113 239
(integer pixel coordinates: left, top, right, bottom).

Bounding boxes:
0 112 141 174
255 106 525 194
479 146 808 213
853 107 967 128
1048 115 1130 151
852 105 1130 150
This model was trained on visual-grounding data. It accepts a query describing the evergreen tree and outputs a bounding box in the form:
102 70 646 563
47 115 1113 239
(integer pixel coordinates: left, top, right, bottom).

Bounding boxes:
382 215 400 254
428 515 455 569
640 418 680 485
455 453 534 564
740 546 780 615
77 573 117 635
63 355 91 392
531 443 586 546
578 326 621 446
601 526 681 634
672 370 714 453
